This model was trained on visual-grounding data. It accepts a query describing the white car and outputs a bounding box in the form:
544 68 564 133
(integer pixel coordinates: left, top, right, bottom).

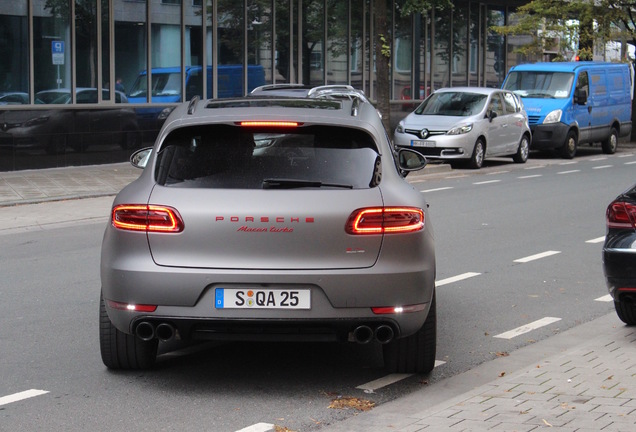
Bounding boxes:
394 87 531 169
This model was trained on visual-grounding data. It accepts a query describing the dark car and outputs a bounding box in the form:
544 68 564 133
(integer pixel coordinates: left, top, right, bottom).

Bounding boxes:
603 183 636 325
99 86 437 373
0 88 140 154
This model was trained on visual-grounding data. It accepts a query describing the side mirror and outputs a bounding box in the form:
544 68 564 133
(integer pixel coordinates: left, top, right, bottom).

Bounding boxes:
487 109 497 121
398 148 427 176
130 147 152 169
574 88 588 105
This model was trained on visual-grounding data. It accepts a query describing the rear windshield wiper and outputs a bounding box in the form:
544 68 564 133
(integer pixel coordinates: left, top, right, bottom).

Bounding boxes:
262 178 353 189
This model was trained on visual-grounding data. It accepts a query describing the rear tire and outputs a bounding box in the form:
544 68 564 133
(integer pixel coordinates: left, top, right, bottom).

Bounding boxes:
512 135 530 163
615 301 636 326
383 291 437 374
99 292 158 369
601 127 618 154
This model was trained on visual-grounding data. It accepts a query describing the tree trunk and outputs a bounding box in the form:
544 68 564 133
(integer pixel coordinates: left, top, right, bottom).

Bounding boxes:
374 0 391 132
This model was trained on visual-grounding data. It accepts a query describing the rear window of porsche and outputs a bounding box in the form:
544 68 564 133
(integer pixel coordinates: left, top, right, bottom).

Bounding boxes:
154 124 381 189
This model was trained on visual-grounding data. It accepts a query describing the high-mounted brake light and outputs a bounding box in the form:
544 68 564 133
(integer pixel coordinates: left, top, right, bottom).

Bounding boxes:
112 204 184 233
606 201 636 229
345 207 424 235
238 121 300 127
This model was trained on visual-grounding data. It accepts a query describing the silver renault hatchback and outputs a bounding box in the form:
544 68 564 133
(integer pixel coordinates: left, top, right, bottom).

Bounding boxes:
394 87 531 169
100 87 436 373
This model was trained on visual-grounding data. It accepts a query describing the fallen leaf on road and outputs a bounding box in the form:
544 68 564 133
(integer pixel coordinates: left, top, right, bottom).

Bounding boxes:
542 419 553 427
499 371 506 377
328 397 375 412
495 351 509 357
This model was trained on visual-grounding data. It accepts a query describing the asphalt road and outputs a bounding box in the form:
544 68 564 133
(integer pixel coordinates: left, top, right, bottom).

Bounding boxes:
0 145 633 431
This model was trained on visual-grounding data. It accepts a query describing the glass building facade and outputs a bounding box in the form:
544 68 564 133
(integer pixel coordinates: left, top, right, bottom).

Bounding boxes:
0 0 532 171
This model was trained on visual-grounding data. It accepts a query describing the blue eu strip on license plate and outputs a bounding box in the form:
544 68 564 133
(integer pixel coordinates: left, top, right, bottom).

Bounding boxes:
215 289 224 308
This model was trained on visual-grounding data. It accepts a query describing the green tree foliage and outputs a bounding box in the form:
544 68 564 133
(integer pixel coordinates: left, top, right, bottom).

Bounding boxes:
492 0 622 61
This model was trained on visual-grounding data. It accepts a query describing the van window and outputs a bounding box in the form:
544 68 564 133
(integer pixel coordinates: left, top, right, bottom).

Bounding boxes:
503 71 574 99
129 72 181 98
575 71 589 98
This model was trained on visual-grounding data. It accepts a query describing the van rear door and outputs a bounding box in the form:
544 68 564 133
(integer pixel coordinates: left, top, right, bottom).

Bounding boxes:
573 70 591 144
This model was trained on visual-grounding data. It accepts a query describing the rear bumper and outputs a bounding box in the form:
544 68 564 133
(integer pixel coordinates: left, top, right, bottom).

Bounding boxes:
603 235 636 301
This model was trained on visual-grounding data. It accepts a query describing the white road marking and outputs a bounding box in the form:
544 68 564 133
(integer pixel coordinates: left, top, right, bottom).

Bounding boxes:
557 170 581 175
626 161 636 165
356 361 446 392
514 250 561 263
436 272 481 287
0 389 49 407
420 186 453 193
235 423 276 432
518 174 542 179
494 317 562 340
586 236 605 244
595 295 613 302
524 165 544 170
488 170 509 175
559 161 578 165
592 165 612 170
590 157 608 161
473 180 501 185
618 153 634 158
356 374 412 391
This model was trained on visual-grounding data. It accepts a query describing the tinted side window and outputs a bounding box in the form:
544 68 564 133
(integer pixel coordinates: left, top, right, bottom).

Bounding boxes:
155 124 380 189
488 94 504 116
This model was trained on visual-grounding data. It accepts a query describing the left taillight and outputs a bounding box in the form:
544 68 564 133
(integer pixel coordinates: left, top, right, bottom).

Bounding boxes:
112 204 184 233
345 207 425 235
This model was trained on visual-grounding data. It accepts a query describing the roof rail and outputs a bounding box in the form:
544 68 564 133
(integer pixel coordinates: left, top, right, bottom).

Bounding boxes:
307 85 369 116
250 83 309 93
187 95 200 115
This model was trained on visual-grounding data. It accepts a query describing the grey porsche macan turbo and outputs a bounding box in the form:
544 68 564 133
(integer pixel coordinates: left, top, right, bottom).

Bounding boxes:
99 85 437 373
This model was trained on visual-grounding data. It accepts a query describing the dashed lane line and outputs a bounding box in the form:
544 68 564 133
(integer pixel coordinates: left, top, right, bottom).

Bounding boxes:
595 294 613 302
356 361 447 393
592 165 613 170
626 160 636 165
420 186 453 193
586 236 605 244
557 170 581 175
493 317 562 340
473 179 501 185
518 174 542 179
436 272 481 287
0 389 49 407
514 250 561 263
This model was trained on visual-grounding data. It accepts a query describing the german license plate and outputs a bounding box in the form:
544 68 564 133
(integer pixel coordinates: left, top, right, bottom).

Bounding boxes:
215 288 311 309
411 140 435 148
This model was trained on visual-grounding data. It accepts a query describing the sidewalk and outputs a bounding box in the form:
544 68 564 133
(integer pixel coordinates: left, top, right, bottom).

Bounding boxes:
320 313 636 431
0 158 635 431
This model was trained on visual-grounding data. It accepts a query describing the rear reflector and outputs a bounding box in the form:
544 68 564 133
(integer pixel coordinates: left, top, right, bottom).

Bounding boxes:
346 207 424 234
112 204 184 233
238 121 300 127
372 304 427 315
607 201 636 229
107 300 157 313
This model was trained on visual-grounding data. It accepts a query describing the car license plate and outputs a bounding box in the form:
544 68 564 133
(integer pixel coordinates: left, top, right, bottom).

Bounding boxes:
411 140 435 148
215 288 311 309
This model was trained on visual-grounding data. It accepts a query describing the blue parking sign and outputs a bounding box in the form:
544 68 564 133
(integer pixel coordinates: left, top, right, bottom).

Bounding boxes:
52 41 64 65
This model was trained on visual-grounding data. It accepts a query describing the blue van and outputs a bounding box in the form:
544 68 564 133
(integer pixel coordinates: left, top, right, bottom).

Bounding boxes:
127 64 266 103
502 62 633 158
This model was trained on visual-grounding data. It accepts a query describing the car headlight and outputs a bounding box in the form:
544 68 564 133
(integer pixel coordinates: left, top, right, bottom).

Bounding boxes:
447 124 473 135
543 109 562 124
395 122 405 134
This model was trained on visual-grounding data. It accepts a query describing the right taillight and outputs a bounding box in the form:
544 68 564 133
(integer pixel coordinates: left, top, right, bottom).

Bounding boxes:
607 201 636 229
112 204 184 233
345 207 425 235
